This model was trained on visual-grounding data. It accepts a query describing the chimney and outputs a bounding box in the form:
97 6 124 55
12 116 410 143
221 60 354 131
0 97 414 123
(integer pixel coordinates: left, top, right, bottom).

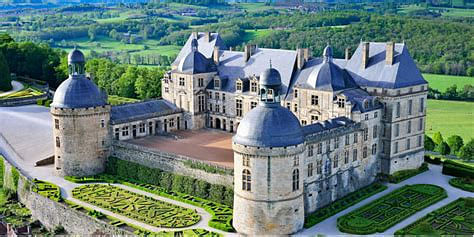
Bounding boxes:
297 48 305 70
213 46 220 65
244 44 254 62
304 48 310 62
192 32 198 39
361 42 370 69
229 47 233 52
205 32 211 42
386 42 395 65
345 47 351 60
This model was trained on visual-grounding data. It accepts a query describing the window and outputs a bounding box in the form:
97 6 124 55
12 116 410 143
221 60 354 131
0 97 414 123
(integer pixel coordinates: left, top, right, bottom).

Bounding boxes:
302 120 307 125
353 149 357 161
215 104 220 112
344 151 349 164
223 105 226 114
354 133 358 143
165 87 169 93
326 140 331 153
394 142 399 154
333 155 338 168
363 146 368 158
236 99 243 117
308 145 314 157
407 120 412 134
114 128 119 140
345 135 350 146
365 114 369 120
208 92 212 99
198 78 204 87
317 143 322 154
179 77 185 86
311 95 319 105
308 163 313 177
335 137 340 149
55 137 60 148
55 119 59 129
406 138 411 150
122 126 129 136
139 123 145 133
222 94 226 101
337 98 345 108
215 93 220 100
251 81 257 92
294 104 298 113
374 112 378 118
286 103 291 110
395 124 400 137
169 118 175 127
198 95 205 112
419 98 424 113
396 102 401 118
418 135 422 147
243 156 250 167
242 169 251 191
382 141 386 154
236 81 242 91
294 89 298 98
292 169 299 191
214 79 220 88
101 119 105 128
373 125 378 138
209 103 213 111
382 124 386 137
372 144 377 155
419 118 423 131
408 100 413 115
311 115 319 123
250 101 257 109
383 102 387 118
363 128 369 141
317 160 322 174
293 156 299 166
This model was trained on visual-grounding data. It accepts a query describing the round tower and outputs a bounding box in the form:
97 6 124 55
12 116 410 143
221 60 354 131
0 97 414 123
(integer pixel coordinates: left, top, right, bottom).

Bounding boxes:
51 48 111 177
232 66 305 235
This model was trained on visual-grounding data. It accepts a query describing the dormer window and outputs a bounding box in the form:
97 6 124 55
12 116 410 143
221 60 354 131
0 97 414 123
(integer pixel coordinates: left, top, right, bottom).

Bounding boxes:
214 78 220 89
251 81 257 93
198 78 204 87
294 89 298 98
179 78 185 86
337 98 345 108
236 81 242 91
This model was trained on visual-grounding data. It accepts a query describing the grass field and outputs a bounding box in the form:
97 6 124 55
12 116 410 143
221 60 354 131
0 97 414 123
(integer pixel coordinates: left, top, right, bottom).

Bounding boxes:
423 73 473 92
54 36 181 58
243 29 274 42
234 3 278 12
398 5 474 17
426 99 473 141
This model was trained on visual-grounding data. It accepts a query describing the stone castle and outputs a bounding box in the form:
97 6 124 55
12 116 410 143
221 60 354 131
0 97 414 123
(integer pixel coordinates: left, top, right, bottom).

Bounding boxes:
51 32 427 235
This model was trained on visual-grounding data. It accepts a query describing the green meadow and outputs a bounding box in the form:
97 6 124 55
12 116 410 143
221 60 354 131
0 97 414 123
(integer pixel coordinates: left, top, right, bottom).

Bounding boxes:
426 99 473 141
423 73 473 92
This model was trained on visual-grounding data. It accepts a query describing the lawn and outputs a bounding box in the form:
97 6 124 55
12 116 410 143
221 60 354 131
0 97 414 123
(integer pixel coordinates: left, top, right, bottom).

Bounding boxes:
108 95 140 105
243 29 274 42
337 184 447 234
398 5 474 17
395 198 474 235
72 184 201 228
423 73 473 92
233 3 277 12
425 99 473 141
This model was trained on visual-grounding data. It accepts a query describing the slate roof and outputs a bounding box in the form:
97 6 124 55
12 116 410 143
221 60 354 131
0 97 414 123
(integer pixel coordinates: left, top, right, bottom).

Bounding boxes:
172 32 226 68
51 75 107 109
110 99 181 125
176 49 217 74
345 42 427 89
302 117 355 136
339 88 381 113
68 48 85 64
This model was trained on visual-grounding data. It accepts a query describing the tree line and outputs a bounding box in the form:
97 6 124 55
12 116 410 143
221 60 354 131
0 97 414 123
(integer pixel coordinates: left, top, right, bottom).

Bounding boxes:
425 133 473 160
428 84 474 102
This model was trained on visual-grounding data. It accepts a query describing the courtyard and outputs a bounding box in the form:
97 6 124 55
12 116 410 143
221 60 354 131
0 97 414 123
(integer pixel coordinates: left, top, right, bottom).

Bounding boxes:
128 129 234 168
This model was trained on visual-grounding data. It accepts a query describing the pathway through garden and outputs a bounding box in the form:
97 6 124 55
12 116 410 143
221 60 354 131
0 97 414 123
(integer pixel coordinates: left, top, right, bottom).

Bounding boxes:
0 81 24 96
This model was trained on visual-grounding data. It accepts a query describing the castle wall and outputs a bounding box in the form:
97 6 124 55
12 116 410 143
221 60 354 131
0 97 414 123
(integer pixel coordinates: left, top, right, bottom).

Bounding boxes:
111 141 233 186
111 113 182 141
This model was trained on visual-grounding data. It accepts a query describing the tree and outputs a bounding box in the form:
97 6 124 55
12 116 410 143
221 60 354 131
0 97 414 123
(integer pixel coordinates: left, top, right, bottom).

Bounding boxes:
437 141 450 155
459 139 474 161
0 33 14 44
424 135 435 151
447 135 464 155
433 132 444 145
0 52 12 91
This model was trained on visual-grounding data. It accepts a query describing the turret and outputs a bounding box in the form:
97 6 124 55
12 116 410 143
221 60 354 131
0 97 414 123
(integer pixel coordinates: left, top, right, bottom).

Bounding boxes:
232 65 305 235
50 48 111 177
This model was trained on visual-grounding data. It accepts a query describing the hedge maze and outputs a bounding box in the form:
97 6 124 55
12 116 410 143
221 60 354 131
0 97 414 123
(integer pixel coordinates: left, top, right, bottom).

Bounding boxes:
337 184 447 234
396 198 474 235
72 184 201 228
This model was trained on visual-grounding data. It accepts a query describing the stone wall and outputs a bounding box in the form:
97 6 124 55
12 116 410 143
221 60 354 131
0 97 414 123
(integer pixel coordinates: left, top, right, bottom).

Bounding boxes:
111 141 234 187
1 158 132 235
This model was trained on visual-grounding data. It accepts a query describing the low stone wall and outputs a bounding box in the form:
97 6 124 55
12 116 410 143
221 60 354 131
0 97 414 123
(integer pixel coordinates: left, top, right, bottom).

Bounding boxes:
111 141 234 187
0 94 47 107
1 157 133 235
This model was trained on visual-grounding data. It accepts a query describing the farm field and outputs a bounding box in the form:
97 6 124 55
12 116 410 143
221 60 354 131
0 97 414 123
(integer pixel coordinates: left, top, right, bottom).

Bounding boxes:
395 198 474 235
423 73 473 92
72 184 200 228
398 5 474 17
425 99 474 141
337 184 447 234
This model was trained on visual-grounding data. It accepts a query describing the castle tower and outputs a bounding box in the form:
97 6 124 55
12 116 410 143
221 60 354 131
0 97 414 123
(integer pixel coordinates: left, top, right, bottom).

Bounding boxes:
50 48 111 177
232 66 305 235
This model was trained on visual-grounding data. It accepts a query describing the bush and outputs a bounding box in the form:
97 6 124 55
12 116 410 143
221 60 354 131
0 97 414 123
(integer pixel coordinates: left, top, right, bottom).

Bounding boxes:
449 177 474 192
436 141 451 155
459 138 474 161
424 135 435 151
442 159 474 178
388 163 429 183
424 155 442 165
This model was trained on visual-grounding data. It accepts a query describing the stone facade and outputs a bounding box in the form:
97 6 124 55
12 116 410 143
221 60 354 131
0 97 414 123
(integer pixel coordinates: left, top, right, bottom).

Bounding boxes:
111 113 182 141
51 105 111 177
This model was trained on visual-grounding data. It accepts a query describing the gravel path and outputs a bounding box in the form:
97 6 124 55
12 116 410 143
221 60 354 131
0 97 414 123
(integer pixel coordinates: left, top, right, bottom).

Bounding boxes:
0 80 24 96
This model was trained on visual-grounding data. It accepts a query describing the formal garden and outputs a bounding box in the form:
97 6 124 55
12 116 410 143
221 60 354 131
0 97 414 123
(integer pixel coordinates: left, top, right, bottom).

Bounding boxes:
32 179 62 202
449 177 474 192
395 198 474 235
337 184 447 234
72 184 201 228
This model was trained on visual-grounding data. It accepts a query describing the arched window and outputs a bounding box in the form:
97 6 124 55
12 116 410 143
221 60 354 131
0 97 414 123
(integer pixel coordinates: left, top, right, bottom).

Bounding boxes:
292 169 299 191
242 169 251 191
